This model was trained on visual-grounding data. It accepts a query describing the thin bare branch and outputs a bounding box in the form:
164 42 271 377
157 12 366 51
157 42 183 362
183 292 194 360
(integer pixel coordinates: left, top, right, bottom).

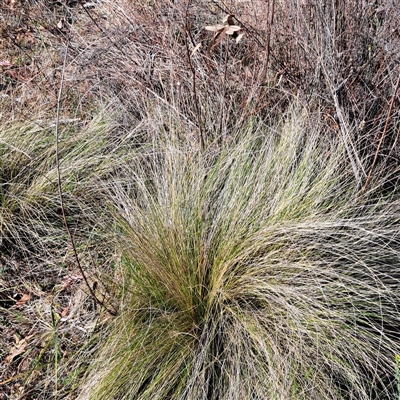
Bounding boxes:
55 45 117 316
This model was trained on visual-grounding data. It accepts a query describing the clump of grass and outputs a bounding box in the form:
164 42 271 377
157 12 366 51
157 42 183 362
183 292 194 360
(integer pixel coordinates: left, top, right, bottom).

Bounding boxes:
0 111 137 397
0 112 126 256
79 108 400 399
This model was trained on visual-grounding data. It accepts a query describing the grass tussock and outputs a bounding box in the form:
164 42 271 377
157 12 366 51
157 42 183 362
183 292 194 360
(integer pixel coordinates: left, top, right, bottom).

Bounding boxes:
0 111 131 398
0 112 125 257
78 109 400 400
1 0 400 398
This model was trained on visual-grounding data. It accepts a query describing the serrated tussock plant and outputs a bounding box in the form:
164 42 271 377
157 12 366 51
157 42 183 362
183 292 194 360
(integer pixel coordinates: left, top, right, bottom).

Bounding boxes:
79 109 400 400
0 112 125 256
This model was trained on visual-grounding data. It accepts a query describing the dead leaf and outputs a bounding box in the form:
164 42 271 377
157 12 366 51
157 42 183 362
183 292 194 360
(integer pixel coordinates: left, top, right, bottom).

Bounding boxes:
225 25 241 35
61 274 83 289
61 305 70 317
244 66 252 78
14 293 30 307
236 32 245 43
4 334 34 363
222 14 235 26
57 20 63 29
205 14 244 52
208 30 224 52
191 43 202 57
205 24 225 32
205 25 241 35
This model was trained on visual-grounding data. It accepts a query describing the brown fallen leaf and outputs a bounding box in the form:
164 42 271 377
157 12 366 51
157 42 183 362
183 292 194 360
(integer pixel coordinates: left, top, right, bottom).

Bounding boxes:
61 305 70 317
14 293 30 307
61 274 83 289
205 14 243 52
222 14 235 26
4 334 34 364
191 43 202 57
225 25 241 36
236 32 245 43
205 24 225 32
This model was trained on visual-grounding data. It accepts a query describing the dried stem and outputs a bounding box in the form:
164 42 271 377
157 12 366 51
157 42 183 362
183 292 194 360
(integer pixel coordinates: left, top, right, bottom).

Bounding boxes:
55 45 117 316
184 5 205 151
361 67 400 194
